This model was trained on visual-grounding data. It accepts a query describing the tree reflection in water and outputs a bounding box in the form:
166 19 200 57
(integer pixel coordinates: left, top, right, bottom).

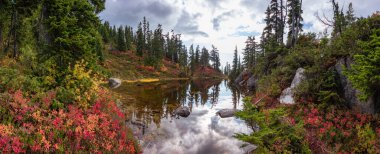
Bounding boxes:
112 79 252 153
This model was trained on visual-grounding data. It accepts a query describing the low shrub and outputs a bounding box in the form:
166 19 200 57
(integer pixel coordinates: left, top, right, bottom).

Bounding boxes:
0 89 140 153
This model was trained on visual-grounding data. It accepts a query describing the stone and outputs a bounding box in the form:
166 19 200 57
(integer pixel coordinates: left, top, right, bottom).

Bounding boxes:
279 68 305 104
174 106 191 117
234 69 253 85
108 78 121 89
335 58 377 114
241 143 258 153
216 109 239 118
247 76 256 90
131 120 146 128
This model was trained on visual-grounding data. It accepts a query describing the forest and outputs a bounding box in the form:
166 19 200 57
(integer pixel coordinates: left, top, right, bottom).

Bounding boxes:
0 0 379 153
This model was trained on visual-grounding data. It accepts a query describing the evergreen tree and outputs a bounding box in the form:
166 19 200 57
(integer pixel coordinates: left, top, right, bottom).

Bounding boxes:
152 24 164 60
348 29 380 100
143 16 147 45
43 0 105 71
189 44 196 74
124 26 133 50
345 3 355 26
287 0 303 47
116 26 126 51
200 46 210 66
100 21 110 43
269 0 281 43
136 22 144 57
179 45 188 67
195 45 200 65
210 45 221 71
231 46 239 78
243 36 257 69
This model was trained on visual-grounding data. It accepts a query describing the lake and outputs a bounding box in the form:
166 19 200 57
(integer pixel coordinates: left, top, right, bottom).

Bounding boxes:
112 79 255 154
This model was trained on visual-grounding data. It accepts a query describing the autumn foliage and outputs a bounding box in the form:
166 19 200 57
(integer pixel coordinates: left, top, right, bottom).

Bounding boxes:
291 102 380 153
0 89 139 153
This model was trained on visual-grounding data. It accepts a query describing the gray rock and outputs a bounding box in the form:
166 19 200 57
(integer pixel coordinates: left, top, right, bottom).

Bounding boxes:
247 76 256 90
109 78 121 89
234 70 253 85
131 120 146 128
241 143 258 153
174 106 191 117
279 68 305 104
234 72 244 85
335 58 376 114
216 109 239 118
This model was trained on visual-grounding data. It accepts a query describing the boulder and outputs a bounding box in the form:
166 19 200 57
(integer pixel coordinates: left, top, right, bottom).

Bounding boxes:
108 78 121 89
174 106 191 117
216 109 239 118
247 76 256 90
335 58 377 114
279 68 305 104
241 144 258 153
131 120 146 128
234 70 253 85
234 72 244 85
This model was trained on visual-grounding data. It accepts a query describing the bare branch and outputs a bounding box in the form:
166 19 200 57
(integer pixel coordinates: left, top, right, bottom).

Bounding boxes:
315 11 333 27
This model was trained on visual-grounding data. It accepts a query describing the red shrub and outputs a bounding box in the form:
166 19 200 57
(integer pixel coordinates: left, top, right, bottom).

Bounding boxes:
0 89 140 153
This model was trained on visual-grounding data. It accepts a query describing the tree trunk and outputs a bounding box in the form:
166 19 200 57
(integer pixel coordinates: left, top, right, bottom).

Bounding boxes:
294 0 302 46
291 1 296 47
280 0 284 43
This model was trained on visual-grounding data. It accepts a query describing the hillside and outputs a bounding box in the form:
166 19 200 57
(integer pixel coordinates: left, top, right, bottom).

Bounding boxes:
103 49 224 80
104 50 185 80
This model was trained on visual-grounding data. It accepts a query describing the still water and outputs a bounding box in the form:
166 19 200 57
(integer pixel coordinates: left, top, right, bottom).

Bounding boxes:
113 79 254 154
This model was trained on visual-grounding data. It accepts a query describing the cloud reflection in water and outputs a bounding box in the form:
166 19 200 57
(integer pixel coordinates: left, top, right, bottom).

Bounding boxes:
125 81 253 154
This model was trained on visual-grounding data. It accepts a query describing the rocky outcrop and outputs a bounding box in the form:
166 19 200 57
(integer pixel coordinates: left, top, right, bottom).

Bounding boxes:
216 109 239 118
334 58 376 114
234 70 253 86
247 76 257 90
279 68 305 104
108 78 122 89
174 106 191 117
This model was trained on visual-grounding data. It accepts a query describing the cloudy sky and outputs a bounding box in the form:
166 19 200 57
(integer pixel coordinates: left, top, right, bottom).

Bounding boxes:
99 0 379 66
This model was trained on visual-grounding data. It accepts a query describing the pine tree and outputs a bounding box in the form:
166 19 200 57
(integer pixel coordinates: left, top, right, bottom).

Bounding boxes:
210 45 221 71
200 46 210 66
189 44 196 74
287 0 303 47
179 45 188 67
270 0 281 43
125 26 132 51
231 46 239 78
136 22 144 57
345 3 355 26
348 29 380 100
43 0 105 70
243 36 257 69
100 21 110 43
143 16 147 45
116 26 126 51
152 24 164 60
195 45 200 65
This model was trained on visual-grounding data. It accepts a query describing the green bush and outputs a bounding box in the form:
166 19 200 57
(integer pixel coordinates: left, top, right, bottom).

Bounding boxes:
347 28 380 101
0 68 42 93
235 100 311 153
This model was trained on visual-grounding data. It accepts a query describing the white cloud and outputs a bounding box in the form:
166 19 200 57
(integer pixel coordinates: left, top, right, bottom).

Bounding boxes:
99 0 379 66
